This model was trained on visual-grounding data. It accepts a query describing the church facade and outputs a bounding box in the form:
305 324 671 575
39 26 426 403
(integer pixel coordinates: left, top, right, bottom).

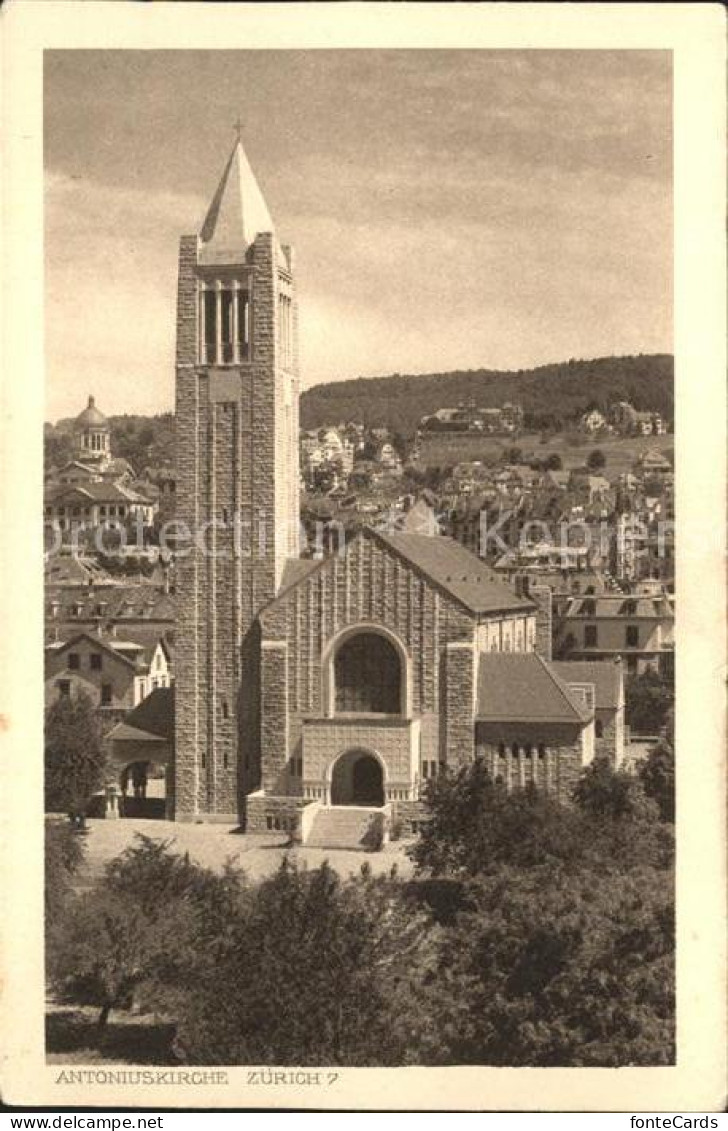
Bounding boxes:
173 139 601 840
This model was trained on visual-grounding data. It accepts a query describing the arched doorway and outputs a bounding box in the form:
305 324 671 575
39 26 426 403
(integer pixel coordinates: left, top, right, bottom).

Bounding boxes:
330 749 385 807
119 760 168 819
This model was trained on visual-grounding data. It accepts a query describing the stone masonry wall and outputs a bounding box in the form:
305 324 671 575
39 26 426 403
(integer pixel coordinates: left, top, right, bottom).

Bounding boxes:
444 642 476 769
258 529 478 793
475 721 585 805
174 230 299 822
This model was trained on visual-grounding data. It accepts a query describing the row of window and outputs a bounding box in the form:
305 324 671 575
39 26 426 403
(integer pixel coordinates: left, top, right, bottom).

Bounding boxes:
68 652 103 671
56 679 113 705
198 283 294 369
200 286 252 365
45 505 129 518
81 433 108 451
583 625 640 648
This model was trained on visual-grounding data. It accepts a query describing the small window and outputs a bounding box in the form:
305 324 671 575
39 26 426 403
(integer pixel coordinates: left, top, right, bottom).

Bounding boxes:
100 683 113 706
595 719 604 738
57 680 71 697
511 743 519 757
68 653 80 670
90 653 102 671
584 625 598 648
625 625 639 648
538 744 547 760
222 700 229 720
266 815 274 831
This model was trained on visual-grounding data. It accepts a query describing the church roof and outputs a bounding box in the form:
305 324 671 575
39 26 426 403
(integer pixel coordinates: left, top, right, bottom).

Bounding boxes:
75 395 108 429
198 137 282 267
269 531 532 618
476 654 592 724
375 531 533 615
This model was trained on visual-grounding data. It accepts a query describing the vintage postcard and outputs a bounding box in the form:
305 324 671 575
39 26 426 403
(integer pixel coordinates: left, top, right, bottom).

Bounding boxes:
1 0 725 1113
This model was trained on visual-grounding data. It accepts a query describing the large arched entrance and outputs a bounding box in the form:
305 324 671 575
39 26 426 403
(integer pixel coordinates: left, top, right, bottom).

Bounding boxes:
334 632 402 715
330 748 385 807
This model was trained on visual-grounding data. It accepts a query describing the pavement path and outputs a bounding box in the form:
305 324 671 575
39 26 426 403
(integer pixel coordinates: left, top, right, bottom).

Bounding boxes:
73 818 416 886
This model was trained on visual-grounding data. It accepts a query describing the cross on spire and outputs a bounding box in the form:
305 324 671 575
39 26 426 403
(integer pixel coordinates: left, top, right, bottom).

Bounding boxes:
234 117 244 143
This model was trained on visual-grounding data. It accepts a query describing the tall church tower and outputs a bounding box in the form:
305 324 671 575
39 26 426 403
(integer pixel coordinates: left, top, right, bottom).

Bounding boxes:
174 137 300 821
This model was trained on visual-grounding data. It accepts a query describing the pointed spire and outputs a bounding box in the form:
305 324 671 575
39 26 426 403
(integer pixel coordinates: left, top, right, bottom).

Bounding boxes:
198 134 276 266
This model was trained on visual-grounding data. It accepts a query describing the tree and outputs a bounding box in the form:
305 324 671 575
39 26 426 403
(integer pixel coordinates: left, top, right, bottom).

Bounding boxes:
572 755 657 822
48 836 242 1035
587 448 606 470
625 670 674 734
544 453 563 471
44 692 106 822
45 818 85 928
422 864 675 1066
171 859 438 1066
639 728 675 823
410 759 673 878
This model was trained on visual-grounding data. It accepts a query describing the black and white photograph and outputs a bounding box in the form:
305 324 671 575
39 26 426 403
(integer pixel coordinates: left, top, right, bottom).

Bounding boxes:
1 1 725 1116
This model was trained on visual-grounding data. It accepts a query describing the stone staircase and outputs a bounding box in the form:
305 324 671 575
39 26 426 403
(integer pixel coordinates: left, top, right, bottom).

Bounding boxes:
304 806 385 851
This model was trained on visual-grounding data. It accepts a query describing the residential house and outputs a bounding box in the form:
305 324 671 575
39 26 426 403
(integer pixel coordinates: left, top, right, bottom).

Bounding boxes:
553 591 674 677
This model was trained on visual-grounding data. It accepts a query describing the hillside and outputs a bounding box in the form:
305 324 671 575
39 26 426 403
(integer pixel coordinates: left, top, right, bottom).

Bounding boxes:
300 354 673 436
45 354 673 472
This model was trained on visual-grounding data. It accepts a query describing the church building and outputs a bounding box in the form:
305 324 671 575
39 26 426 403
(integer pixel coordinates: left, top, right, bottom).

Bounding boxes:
173 138 601 845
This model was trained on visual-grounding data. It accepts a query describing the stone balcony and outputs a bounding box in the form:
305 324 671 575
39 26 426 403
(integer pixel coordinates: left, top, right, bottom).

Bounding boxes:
301 715 421 803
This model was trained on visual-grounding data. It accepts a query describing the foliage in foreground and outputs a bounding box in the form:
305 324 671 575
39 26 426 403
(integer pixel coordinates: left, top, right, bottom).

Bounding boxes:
47 756 675 1067
420 864 674 1066
408 756 674 879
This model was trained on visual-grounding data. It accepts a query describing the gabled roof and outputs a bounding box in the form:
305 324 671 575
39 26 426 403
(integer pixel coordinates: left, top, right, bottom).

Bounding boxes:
477 653 592 724
374 531 533 615
551 660 622 711
198 137 283 267
44 630 139 669
45 481 153 505
108 687 174 743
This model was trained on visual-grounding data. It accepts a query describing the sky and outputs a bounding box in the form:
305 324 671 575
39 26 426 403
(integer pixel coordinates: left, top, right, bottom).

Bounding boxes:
44 50 672 421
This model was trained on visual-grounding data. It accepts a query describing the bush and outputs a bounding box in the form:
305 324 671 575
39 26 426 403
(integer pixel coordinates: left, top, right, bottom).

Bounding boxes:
587 448 606 470
639 738 675 822
626 670 674 735
171 859 438 1066
47 836 244 1035
422 864 674 1066
45 819 85 927
409 759 673 878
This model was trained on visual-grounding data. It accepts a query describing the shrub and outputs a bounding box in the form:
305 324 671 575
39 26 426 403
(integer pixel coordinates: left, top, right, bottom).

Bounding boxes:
171 860 438 1066
423 863 675 1066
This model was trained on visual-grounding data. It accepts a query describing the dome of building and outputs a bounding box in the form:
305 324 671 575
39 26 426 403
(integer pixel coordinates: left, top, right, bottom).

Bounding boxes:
75 395 109 430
